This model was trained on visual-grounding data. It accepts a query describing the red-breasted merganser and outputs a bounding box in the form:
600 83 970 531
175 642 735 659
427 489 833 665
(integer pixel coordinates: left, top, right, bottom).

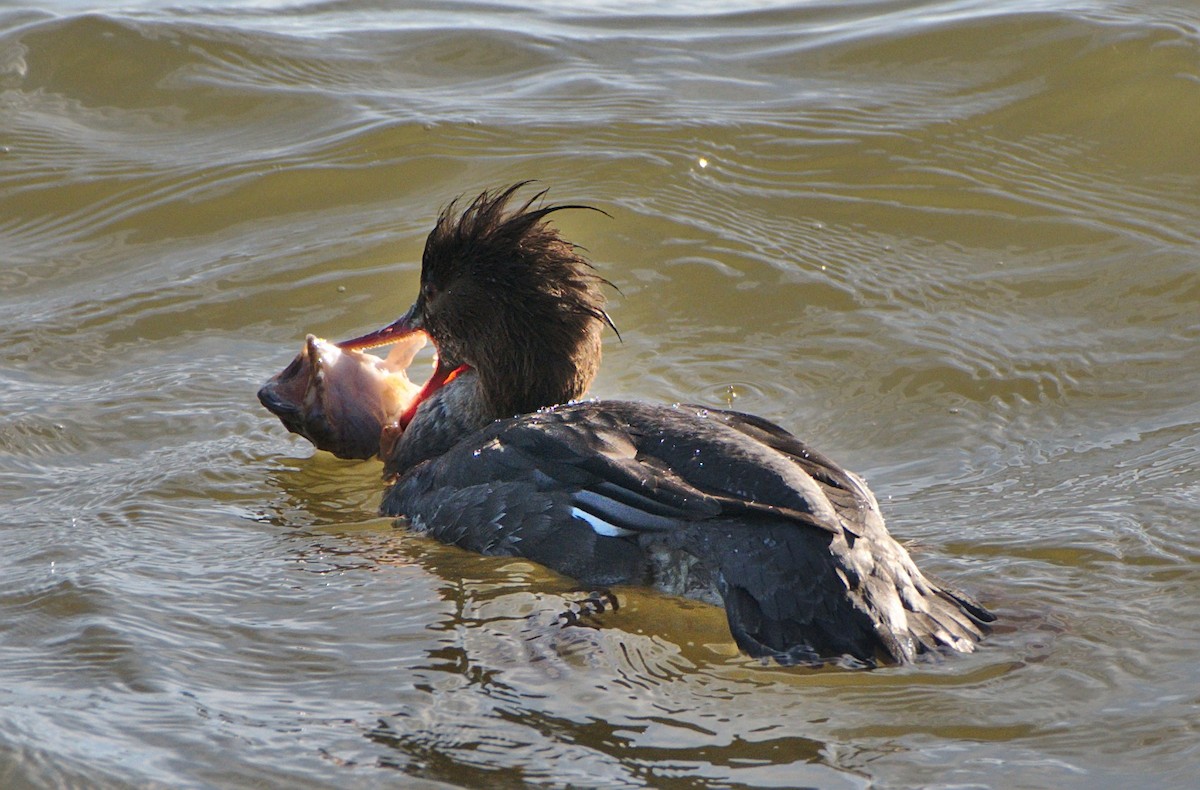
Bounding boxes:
273 183 994 666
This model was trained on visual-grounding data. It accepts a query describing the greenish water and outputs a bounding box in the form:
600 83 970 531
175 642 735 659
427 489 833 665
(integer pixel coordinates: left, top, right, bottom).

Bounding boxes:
2 1 1198 787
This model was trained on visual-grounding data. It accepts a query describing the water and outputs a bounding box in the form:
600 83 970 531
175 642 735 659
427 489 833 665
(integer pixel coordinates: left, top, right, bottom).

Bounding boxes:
2 1 1198 787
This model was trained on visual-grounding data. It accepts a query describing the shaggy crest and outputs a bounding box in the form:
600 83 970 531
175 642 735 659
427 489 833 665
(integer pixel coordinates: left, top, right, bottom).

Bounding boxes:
416 183 616 417
423 183 615 329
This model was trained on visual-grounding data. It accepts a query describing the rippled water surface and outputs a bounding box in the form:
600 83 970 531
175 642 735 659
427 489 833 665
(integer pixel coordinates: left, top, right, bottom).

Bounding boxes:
3 0 1199 787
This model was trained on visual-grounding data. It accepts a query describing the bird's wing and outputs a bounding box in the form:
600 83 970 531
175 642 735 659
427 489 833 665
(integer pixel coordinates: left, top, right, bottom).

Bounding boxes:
386 401 849 541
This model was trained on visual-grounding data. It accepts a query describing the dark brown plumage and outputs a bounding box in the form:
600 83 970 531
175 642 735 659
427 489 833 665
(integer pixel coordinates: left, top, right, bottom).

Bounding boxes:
342 183 994 666
418 184 611 417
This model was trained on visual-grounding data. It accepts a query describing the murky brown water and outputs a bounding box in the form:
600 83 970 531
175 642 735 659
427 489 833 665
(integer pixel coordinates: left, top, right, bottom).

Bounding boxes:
2 1 1199 787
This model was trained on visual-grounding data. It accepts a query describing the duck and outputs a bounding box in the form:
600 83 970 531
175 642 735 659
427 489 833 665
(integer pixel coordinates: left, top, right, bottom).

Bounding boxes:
331 183 994 667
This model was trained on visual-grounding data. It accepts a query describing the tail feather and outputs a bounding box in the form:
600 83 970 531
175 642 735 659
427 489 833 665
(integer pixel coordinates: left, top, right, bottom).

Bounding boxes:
682 521 992 667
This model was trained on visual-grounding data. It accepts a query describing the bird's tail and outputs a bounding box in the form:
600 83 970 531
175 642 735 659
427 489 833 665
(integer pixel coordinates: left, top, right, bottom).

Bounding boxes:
684 521 993 667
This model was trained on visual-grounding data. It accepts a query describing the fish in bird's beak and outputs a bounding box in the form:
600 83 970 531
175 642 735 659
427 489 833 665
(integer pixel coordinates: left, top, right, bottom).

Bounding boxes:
257 332 425 460
339 302 470 432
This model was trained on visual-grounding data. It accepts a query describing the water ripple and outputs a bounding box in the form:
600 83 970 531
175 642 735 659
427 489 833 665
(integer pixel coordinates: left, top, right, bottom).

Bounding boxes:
2 1 1200 788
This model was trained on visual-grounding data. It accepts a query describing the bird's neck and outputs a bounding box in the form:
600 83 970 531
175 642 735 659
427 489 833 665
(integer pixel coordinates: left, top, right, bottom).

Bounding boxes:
472 321 603 418
382 328 602 477
383 371 491 477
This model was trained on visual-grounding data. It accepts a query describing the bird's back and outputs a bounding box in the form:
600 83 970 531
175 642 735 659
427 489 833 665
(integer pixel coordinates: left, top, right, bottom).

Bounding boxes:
383 400 993 665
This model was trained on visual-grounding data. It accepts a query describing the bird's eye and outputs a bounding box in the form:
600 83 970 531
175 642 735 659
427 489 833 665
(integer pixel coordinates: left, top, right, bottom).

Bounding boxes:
421 282 438 302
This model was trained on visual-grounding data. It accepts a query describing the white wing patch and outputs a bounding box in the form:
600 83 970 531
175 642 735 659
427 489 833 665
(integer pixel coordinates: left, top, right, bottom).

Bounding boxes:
570 507 636 538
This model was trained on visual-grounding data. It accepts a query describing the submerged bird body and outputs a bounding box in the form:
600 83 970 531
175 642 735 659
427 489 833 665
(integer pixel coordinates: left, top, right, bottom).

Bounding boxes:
303 183 992 666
